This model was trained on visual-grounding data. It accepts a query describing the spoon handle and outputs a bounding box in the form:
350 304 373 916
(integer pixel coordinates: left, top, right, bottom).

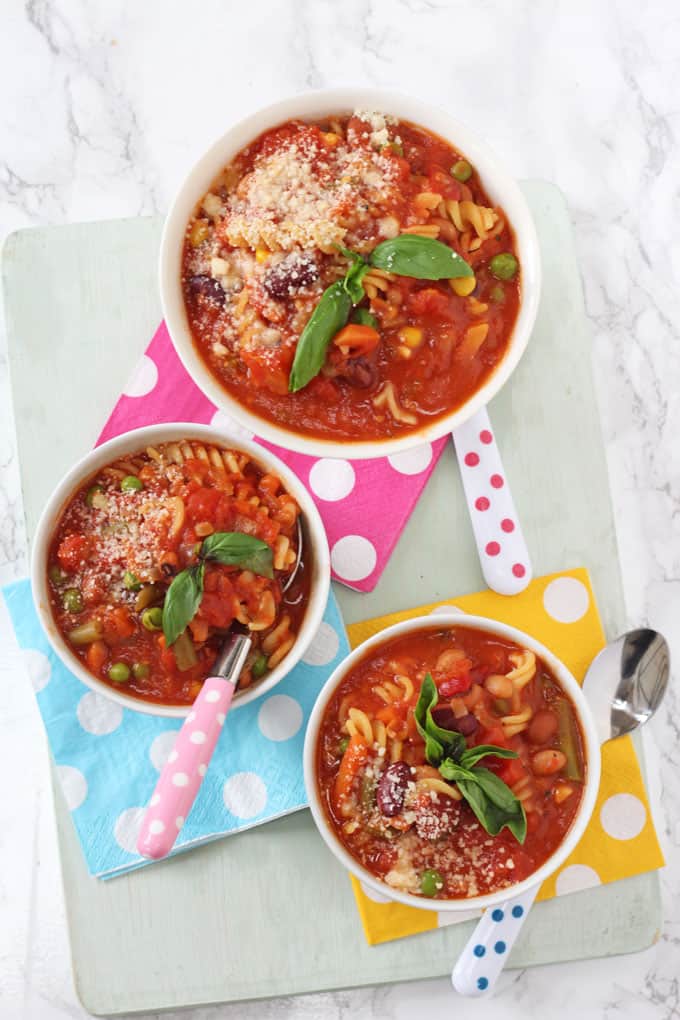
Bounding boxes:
137 634 251 860
136 676 235 859
451 884 538 996
452 407 532 596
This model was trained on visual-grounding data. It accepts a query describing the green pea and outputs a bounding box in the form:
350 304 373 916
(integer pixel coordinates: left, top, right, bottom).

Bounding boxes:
489 284 506 303
420 868 444 898
49 564 67 585
351 308 379 329
132 662 150 680
489 253 518 281
338 736 350 755
141 606 163 631
120 475 143 492
62 588 83 614
451 159 472 182
123 571 142 591
252 653 268 679
108 662 130 684
86 483 106 508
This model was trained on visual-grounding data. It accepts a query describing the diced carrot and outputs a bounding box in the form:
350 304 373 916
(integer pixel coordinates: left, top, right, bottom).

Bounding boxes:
376 705 403 725
333 734 368 812
86 640 108 673
332 324 380 357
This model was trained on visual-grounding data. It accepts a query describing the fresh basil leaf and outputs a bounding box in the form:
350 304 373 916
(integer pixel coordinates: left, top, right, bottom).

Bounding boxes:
289 281 352 392
414 673 466 765
351 307 379 329
459 745 519 770
370 235 473 280
201 532 274 579
342 258 370 303
162 563 204 647
439 758 527 843
414 673 444 765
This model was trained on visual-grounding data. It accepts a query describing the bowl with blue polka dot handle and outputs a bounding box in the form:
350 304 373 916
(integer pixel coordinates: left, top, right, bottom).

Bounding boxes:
451 885 539 995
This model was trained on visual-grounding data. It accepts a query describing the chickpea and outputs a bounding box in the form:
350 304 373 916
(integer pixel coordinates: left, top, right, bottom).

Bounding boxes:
484 674 513 699
531 749 567 776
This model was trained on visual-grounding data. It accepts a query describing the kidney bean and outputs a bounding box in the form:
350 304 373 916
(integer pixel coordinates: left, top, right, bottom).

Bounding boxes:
528 708 558 745
263 253 318 300
430 707 478 736
187 274 225 306
339 356 378 389
376 761 412 817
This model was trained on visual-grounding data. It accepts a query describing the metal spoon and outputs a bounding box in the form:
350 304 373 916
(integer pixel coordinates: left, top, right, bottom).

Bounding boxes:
451 628 669 997
137 521 305 859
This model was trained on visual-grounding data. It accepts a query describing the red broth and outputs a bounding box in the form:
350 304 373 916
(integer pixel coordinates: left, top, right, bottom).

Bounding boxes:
47 440 309 705
316 626 585 900
181 112 520 441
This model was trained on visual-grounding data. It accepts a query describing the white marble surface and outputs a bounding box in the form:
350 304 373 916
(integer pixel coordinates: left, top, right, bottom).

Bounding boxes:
1 1 678 1017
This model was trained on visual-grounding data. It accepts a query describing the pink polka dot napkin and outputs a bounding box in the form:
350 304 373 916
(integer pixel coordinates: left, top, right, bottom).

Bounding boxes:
98 322 447 591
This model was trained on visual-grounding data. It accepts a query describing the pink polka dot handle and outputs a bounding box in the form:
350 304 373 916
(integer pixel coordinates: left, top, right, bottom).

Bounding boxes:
452 407 532 596
137 635 252 860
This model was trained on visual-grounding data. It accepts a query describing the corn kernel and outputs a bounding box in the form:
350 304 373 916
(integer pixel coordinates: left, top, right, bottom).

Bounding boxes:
450 275 476 297
255 248 270 263
323 132 339 146
553 783 574 805
398 326 423 348
189 220 210 247
397 346 412 359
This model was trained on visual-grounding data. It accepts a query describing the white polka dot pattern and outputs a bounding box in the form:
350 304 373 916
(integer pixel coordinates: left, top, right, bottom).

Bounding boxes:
258 694 303 742
210 408 254 439
387 444 433 475
223 772 268 819
555 863 601 895
302 621 340 666
122 354 158 398
114 806 146 854
77 691 123 736
309 458 356 501
331 535 377 583
600 793 647 840
56 764 88 811
149 730 180 771
23 649 51 692
543 577 590 623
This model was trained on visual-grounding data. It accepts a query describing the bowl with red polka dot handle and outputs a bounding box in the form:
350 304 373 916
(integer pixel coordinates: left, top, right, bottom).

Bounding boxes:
452 406 532 596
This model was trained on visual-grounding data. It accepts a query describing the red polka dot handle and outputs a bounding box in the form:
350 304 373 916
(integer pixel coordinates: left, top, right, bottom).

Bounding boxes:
452 407 532 596
137 634 251 860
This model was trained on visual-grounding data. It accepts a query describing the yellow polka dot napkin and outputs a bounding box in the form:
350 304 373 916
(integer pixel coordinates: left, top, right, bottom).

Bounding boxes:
345 568 664 946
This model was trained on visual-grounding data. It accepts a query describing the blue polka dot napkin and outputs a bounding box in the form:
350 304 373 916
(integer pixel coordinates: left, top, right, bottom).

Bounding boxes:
3 578 349 879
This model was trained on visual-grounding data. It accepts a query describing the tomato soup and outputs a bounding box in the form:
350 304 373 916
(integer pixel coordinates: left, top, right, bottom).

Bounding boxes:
47 439 308 705
316 626 585 900
181 111 521 441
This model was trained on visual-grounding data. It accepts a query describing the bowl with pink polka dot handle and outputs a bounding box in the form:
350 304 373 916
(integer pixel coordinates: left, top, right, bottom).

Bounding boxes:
452 406 532 596
137 633 252 860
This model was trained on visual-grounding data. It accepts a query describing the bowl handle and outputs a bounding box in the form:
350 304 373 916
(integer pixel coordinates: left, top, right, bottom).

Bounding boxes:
451 884 539 996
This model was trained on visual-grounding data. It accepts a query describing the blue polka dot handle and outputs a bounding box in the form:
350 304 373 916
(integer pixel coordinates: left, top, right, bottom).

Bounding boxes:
451 884 539 996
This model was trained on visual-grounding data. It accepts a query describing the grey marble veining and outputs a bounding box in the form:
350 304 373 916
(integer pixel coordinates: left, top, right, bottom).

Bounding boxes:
1 1 678 1017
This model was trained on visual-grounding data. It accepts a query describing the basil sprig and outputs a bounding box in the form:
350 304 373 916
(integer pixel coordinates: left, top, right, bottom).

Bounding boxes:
288 235 473 393
162 532 273 647
414 674 527 844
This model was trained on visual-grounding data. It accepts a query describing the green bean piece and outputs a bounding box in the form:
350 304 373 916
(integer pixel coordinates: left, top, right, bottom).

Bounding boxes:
173 630 198 672
338 735 350 755
420 868 444 897
123 571 142 591
360 773 376 810
489 284 505 303
451 159 472 182
556 698 583 781
120 475 143 492
252 653 268 679
351 308 379 329
135 583 161 613
108 662 130 684
68 619 104 645
49 564 67 585
141 606 163 631
62 588 83 614
132 662 150 680
489 253 518 281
